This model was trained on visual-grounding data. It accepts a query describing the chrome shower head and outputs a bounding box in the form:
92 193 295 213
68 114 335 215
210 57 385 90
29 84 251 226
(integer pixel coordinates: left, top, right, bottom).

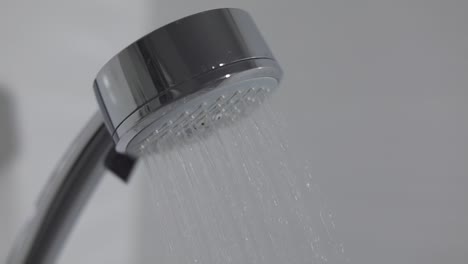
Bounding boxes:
7 8 283 264
94 8 282 156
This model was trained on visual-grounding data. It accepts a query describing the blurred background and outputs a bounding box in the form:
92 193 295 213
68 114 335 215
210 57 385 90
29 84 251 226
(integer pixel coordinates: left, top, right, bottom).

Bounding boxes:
0 0 467 263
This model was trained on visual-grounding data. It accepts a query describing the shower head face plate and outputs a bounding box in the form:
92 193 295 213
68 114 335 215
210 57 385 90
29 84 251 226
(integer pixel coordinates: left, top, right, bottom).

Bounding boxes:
132 76 278 155
93 8 282 156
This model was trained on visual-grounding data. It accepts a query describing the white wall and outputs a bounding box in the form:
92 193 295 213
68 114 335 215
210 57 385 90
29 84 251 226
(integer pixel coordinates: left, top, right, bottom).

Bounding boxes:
1 1 467 264
0 1 153 262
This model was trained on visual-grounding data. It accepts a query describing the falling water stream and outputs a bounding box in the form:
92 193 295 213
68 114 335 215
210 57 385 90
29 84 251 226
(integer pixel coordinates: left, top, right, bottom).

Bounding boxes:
140 100 347 264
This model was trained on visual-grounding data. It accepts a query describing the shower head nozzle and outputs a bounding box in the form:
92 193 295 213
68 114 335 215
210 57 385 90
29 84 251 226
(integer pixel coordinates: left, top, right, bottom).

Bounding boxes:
94 8 283 155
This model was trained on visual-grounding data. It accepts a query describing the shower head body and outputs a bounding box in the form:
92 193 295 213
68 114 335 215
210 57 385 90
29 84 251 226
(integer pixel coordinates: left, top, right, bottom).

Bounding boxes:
94 8 282 155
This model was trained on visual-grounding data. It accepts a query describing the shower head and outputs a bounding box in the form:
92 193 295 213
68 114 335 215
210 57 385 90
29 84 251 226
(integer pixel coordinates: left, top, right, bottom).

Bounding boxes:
94 8 282 156
8 8 282 264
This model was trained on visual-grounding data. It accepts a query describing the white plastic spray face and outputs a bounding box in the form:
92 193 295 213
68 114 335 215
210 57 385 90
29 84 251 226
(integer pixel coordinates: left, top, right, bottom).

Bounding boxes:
138 77 278 154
